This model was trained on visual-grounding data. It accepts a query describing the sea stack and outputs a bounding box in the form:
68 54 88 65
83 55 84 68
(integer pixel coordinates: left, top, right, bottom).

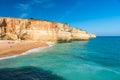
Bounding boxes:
0 17 96 42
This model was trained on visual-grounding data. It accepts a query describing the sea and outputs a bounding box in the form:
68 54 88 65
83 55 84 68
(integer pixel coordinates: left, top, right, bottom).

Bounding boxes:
0 36 120 80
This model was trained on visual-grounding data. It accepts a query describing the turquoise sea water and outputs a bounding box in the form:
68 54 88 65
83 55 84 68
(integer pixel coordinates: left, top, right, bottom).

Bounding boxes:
0 37 120 80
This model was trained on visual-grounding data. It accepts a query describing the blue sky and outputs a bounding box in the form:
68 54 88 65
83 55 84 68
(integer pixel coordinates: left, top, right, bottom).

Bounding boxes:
0 0 120 36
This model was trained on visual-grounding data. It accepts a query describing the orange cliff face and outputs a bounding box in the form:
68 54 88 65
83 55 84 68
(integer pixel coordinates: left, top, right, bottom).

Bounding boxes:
0 17 96 42
0 18 57 41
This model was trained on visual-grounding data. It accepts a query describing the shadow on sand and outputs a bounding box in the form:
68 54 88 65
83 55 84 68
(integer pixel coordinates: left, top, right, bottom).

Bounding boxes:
0 66 65 80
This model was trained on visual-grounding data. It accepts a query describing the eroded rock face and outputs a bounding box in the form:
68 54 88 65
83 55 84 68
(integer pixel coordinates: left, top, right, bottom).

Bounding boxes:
71 28 90 40
55 23 72 42
0 17 96 42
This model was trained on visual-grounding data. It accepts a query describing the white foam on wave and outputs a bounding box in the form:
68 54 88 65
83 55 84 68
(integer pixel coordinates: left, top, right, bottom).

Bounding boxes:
22 47 47 55
0 55 20 60
0 42 55 60
46 42 56 47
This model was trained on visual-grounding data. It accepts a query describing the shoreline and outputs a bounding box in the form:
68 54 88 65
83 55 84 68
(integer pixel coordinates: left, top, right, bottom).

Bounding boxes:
0 40 55 60
0 46 47 60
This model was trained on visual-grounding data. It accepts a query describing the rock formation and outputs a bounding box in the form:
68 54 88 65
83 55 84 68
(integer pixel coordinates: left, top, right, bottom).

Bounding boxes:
0 17 96 42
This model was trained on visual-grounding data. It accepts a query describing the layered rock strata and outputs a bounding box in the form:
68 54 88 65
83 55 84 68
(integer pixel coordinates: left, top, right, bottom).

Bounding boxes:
0 17 96 42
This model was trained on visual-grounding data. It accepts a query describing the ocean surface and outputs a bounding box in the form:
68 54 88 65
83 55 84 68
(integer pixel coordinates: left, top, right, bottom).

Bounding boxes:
0 36 120 80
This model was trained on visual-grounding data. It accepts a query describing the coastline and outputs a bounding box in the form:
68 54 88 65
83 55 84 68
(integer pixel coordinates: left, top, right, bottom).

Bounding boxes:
0 40 55 60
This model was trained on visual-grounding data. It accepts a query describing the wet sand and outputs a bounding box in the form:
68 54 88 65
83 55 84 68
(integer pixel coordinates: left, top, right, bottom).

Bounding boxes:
0 40 48 58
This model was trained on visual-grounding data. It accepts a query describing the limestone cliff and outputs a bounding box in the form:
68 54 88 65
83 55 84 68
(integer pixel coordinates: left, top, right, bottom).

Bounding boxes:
0 17 96 42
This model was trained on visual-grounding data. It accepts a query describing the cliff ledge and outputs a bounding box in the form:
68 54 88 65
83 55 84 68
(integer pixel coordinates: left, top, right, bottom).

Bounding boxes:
0 17 96 42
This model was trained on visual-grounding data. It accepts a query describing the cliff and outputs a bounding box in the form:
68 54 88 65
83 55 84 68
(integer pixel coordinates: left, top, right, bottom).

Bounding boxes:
0 17 96 42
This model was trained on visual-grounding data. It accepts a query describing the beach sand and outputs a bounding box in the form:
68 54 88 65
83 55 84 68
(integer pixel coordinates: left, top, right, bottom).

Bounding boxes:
0 40 48 58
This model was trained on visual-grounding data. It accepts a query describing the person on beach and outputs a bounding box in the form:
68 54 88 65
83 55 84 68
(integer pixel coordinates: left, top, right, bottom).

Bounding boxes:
8 42 14 48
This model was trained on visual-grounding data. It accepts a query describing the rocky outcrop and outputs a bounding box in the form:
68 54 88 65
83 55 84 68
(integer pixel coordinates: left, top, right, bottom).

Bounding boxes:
71 28 90 40
0 17 96 42
89 34 96 38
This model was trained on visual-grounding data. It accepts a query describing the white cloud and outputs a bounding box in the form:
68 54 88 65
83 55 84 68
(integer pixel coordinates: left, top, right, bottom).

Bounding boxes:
16 0 54 17
17 4 30 11
33 0 50 4
16 0 54 10
20 13 28 18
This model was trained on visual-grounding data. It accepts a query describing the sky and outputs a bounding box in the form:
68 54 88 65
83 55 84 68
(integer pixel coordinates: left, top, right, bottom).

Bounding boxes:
0 0 120 36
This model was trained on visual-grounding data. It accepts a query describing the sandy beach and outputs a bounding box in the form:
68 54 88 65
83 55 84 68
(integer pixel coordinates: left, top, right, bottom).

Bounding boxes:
0 40 48 58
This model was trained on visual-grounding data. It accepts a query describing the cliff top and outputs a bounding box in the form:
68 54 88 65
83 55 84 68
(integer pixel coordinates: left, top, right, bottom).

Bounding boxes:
0 16 68 25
